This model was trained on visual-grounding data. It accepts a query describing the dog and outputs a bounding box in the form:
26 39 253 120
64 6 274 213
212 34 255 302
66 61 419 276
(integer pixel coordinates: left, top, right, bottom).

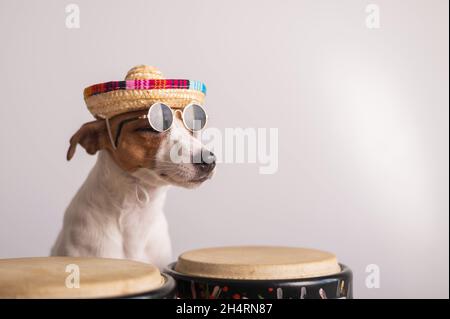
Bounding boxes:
51 109 215 269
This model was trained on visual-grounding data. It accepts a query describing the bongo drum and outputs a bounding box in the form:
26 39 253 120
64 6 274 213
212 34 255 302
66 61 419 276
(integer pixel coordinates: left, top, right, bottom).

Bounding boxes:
0 257 175 299
166 246 352 299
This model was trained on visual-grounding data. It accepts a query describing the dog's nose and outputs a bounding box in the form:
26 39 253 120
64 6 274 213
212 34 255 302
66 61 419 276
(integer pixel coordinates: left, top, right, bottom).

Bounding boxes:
195 151 216 172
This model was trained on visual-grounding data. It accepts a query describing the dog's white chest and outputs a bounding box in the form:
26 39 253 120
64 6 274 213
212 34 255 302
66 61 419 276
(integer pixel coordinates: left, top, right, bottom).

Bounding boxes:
119 208 172 268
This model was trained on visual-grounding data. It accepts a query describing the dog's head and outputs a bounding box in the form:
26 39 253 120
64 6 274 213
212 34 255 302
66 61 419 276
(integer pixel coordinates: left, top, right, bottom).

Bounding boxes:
67 109 215 188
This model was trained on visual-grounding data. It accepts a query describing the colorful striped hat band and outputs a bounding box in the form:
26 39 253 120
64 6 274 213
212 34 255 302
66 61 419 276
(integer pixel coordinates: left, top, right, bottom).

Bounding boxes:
83 65 207 119
84 79 207 98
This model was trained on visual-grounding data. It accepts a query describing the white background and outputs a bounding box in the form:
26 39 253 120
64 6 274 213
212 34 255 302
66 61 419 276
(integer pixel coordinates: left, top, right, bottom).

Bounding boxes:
0 0 448 298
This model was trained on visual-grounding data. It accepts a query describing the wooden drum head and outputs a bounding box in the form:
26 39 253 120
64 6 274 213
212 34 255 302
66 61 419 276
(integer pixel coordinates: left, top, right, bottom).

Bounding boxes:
0 257 173 299
175 246 341 280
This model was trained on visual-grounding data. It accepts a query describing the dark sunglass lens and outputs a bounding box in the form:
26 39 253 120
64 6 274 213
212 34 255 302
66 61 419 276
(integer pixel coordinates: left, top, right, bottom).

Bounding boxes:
148 103 173 132
183 104 207 131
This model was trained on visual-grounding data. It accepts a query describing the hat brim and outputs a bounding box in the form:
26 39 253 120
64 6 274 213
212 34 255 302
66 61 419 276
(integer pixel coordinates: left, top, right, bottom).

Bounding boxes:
84 80 206 119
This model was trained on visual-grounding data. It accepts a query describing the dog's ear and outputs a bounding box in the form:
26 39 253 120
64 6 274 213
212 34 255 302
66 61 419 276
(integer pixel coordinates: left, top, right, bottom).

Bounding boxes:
67 120 107 161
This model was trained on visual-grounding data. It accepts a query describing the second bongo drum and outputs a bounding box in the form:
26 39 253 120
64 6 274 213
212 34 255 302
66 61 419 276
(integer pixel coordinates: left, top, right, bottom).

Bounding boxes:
166 246 352 299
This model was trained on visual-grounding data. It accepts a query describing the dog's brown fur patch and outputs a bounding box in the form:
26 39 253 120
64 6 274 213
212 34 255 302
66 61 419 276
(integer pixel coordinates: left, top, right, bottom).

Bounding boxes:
67 110 166 172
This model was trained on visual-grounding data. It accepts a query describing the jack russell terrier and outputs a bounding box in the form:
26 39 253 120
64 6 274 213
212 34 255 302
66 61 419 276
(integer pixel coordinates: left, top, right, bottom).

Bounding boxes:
51 73 215 268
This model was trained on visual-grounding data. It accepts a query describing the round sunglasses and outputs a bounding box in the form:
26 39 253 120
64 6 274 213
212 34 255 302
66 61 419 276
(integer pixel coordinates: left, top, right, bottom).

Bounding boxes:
144 102 208 133
105 102 208 150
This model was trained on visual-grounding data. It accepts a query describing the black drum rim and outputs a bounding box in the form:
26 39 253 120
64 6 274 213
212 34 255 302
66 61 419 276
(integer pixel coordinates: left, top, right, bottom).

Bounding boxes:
119 273 176 299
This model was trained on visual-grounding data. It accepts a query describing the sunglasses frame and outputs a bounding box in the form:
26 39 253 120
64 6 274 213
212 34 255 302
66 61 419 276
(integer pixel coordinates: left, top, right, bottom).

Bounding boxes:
145 102 208 133
105 102 208 150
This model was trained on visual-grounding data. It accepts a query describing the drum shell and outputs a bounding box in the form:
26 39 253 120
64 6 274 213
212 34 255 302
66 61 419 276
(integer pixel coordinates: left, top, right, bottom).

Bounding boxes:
165 263 352 299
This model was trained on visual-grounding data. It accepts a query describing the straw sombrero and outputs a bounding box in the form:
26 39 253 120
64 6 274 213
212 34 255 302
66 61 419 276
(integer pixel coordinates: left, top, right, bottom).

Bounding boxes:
84 65 206 119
